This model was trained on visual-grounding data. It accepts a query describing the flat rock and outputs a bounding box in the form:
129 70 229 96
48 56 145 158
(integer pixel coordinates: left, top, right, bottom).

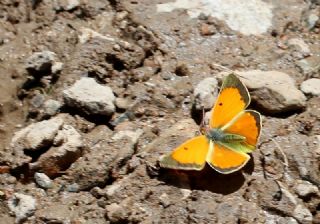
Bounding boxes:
30 124 83 177
294 180 319 198
220 70 306 114
300 78 320 96
63 77 116 116
193 77 218 110
8 193 37 223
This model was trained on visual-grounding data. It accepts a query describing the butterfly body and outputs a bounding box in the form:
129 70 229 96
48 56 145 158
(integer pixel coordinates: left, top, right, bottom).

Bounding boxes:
160 74 262 174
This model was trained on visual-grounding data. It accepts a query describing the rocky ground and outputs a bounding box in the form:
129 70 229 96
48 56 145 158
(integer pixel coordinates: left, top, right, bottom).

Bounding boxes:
0 0 320 223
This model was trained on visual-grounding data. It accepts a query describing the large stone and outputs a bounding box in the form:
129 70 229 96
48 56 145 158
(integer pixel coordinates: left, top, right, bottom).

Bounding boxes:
220 71 306 114
63 77 116 116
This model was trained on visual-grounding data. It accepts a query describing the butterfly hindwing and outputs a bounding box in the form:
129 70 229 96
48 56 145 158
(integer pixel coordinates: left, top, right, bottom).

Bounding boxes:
159 135 209 171
207 142 250 174
210 74 250 129
223 110 262 147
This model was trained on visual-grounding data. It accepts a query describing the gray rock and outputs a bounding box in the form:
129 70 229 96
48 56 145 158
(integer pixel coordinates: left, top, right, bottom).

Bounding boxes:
8 193 37 223
11 116 64 151
194 77 218 110
300 78 320 96
63 77 115 116
296 56 320 75
29 124 83 177
287 38 310 57
294 180 319 198
43 99 62 116
307 13 319 29
221 71 306 114
25 51 57 74
34 172 52 189
293 204 313 223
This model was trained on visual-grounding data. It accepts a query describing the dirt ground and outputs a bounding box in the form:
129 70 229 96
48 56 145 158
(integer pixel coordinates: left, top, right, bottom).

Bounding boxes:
0 0 319 223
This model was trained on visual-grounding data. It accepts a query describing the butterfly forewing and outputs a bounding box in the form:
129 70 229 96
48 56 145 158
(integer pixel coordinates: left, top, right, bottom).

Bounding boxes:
210 74 250 129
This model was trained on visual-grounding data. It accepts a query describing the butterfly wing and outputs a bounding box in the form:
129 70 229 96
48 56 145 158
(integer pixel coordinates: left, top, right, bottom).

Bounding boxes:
160 135 209 171
207 142 250 174
210 74 250 129
222 110 262 150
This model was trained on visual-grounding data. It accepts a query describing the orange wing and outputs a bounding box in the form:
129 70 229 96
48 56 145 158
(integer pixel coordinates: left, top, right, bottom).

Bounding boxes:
223 110 262 147
210 74 250 129
159 135 209 171
207 143 250 174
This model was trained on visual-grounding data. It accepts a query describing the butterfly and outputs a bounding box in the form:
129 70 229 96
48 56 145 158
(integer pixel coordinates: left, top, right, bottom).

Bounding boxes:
160 74 262 174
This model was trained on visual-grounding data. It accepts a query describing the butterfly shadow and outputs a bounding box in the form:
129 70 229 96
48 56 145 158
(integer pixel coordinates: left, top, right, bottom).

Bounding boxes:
158 156 255 195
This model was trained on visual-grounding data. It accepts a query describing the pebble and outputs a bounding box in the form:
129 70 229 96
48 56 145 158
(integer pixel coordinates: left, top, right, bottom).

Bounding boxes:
287 38 310 57
294 180 319 198
194 77 218 110
105 203 126 223
296 56 320 75
34 172 52 189
43 99 62 116
300 78 320 96
63 77 116 116
226 70 306 114
8 193 37 223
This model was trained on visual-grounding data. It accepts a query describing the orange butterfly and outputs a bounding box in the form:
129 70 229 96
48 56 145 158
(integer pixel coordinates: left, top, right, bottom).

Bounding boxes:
160 74 262 174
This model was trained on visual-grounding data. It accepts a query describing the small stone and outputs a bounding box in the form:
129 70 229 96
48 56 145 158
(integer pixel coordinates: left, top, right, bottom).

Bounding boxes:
293 204 313 224
25 51 57 75
200 23 216 36
300 78 320 96
294 180 319 198
223 71 306 114
53 0 80 11
194 77 218 110
105 203 126 223
34 172 52 189
11 116 64 151
159 193 171 208
307 13 319 29
115 98 130 110
296 56 320 75
287 38 310 57
63 77 116 116
29 124 83 177
43 99 62 116
66 183 80 192
51 61 63 74
30 93 45 108
8 193 37 223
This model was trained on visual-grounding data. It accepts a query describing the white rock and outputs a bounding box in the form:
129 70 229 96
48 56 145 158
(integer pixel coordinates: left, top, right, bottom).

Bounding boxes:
194 77 218 110
43 99 62 116
293 204 313 223
11 116 64 151
221 70 306 114
34 172 52 189
157 0 273 35
8 193 37 223
78 27 115 44
300 78 320 96
294 180 319 197
63 77 116 116
288 38 310 56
